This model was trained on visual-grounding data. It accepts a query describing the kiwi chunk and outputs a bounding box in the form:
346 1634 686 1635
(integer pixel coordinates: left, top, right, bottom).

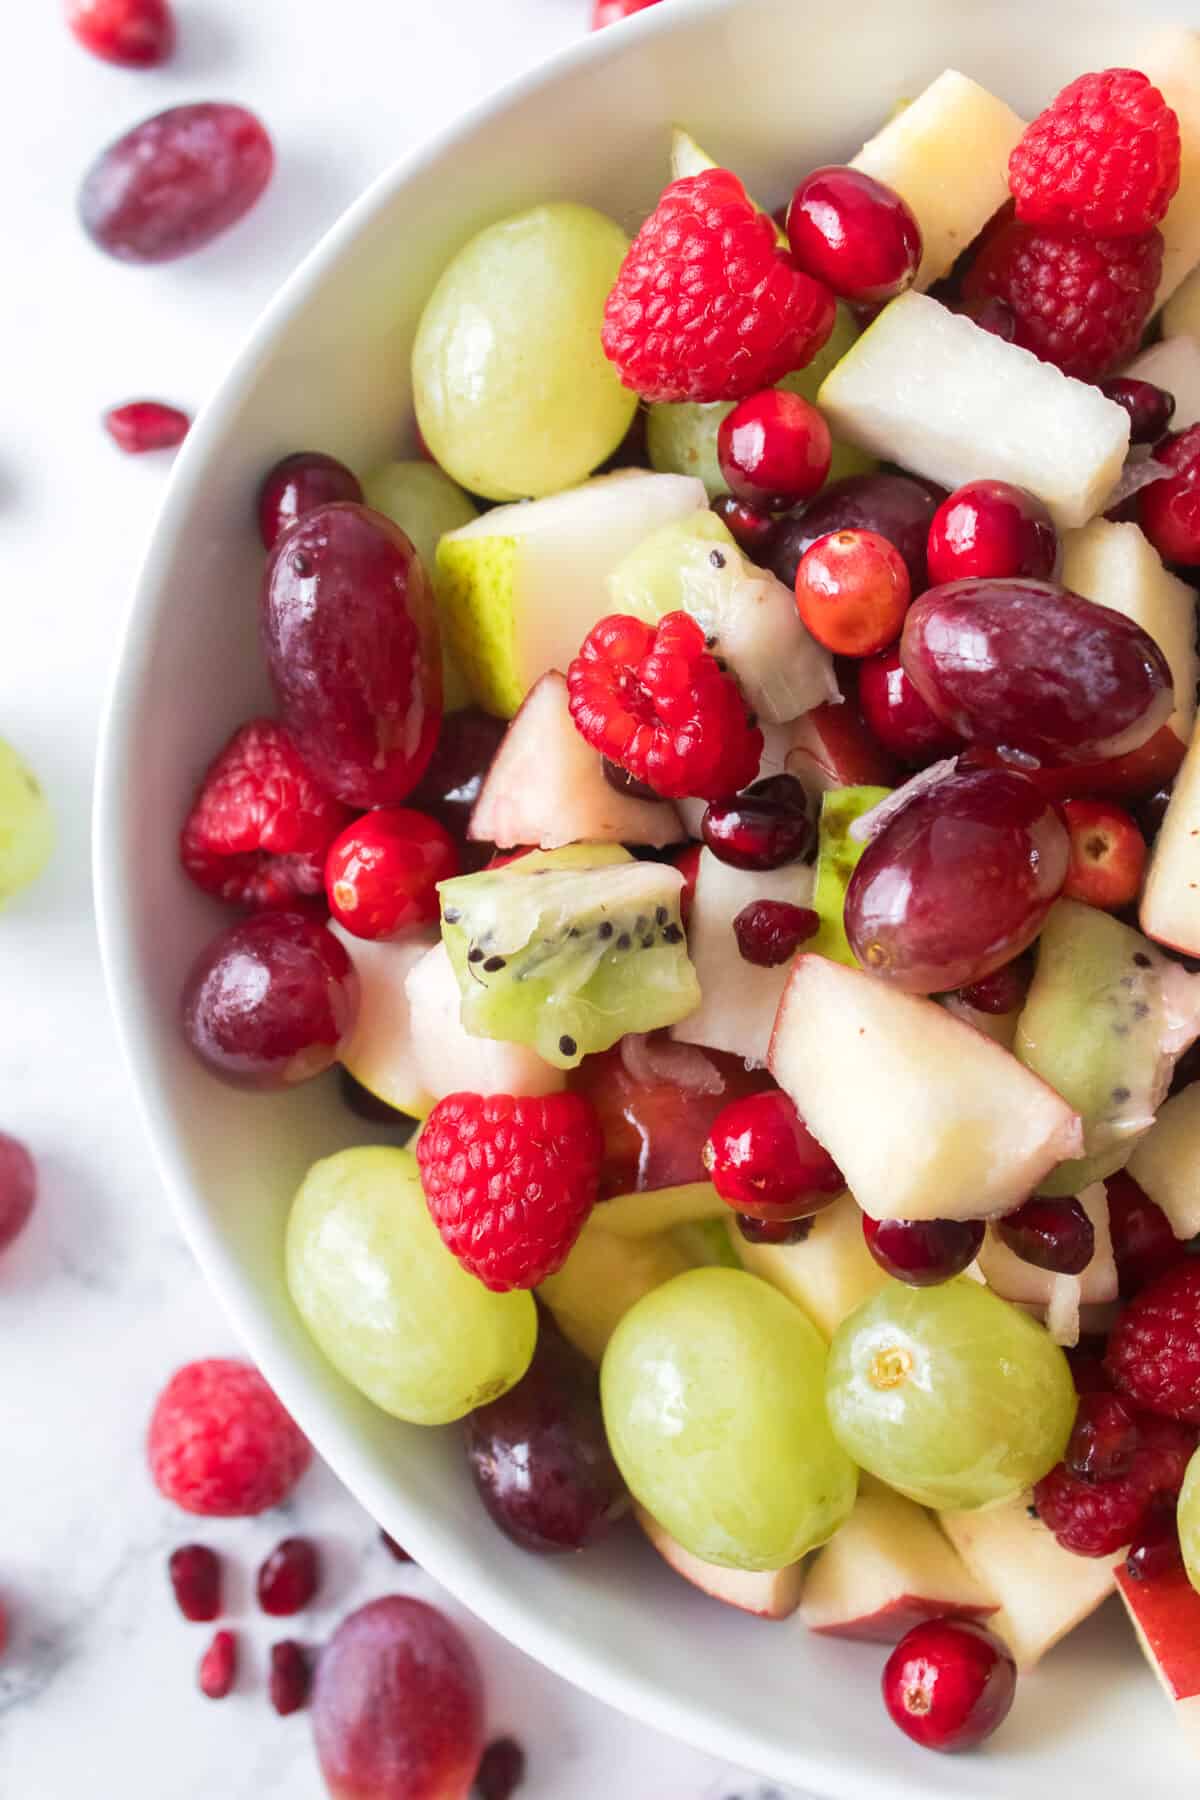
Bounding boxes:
809 786 892 966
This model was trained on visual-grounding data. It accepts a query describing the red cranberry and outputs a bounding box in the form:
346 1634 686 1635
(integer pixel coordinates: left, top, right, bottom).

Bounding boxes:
673 843 701 925
926 481 1058 586
67 0 174 66
1066 1392 1139 1483
475 1735 527 1800
862 1215 985 1286
103 400 190 454
1106 1171 1184 1298
379 1530 414 1562
960 296 1018 341
795 529 911 657
766 471 943 593
996 1196 1095 1275
1139 423 1200 565
79 103 273 263
786 166 921 305
269 1639 312 1715
325 808 458 940
0 1133 36 1254
1125 1503 1184 1581
732 899 819 966
257 1537 320 1616
701 775 812 871
407 708 507 848
710 493 775 555
953 955 1033 1016
736 1212 815 1245
257 452 363 549
1061 797 1147 912
858 645 961 765
181 911 359 1090
703 1089 843 1219
882 1618 1016 1753
716 389 831 511
198 1629 237 1700
168 1545 221 1622
1099 377 1176 446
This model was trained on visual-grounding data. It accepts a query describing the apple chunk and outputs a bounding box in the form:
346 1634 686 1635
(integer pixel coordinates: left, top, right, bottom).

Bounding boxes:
769 957 1084 1222
1141 728 1200 957
1123 338 1200 434
979 1184 1117 1310
728 1190 884 1339
800 1487 995 1643
1116 1558 1200 1757
635 1505 803 1619
1128 1084 1200 1241
1139 28 1200 308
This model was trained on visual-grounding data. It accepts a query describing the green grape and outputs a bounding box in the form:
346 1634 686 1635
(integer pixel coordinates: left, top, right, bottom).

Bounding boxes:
362 460 479 709
0 737 53 905
601 1267 857 1569
826 1278 1075 1511
412 203 636 502
1178 1446 1200 1595
286 1145 536 1425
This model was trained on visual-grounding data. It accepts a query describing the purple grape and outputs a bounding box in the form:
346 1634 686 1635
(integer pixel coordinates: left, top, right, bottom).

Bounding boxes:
764 471 944 592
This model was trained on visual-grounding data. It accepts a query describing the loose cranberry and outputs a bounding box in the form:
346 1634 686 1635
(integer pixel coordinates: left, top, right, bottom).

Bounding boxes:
257 452 363 550
954 955 1033 1016
716 389 831 511
104 400 190 454
795 529 911 657
379 1530 413 1562
475 1735 527 1800
673 843 701 925
67 0 174 66
732 899 819 965
168 1545 221 1622
1125 1503 1185 1581
325 808 458 940
702 1089 842 1219
996 1196 1095 1275
257 1537 320 1616
926 481 1058 586
269 1639 312 1715
882 1619 1016 1753
0 1133 36 1254
862 1215 985 1286
786 166 922 305
701 775 812 871
1139 423 1200 565
1061 798 1147 911
1099 377 1176 446
960 296 1018 341
1066 1391 1140 1483
408 709 508 849
857 645 961 765
736 1212 815 1245
198 1629 237 1700
710 493 775 555
79 103 273 263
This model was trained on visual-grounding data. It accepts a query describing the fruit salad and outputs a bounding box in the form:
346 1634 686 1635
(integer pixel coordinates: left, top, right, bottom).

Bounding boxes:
175 43 1200 1764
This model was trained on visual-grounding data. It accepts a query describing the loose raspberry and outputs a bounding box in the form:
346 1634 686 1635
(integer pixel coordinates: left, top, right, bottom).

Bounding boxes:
567 612 763 802
416 1092 603 1291
181 719 352 912
148 1358 312 1516
601 169 836 404
961 218 1162 381
1009 69 1180 239
1034 1409 1196 1556
1107 1263 1200 1422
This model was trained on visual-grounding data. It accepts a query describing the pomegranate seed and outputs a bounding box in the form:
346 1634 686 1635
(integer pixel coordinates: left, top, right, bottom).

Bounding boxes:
0 1133 36 1254
857 645 961 766
1107 1170 1185 1298
1098 377 1176 446
476 1735 527 1800
703 1088 842 1219
794 529 911 657
67 0 175 66
1126 1503 1185 1581
701 775 813 872
168 1545 221 1622
257 1537 320 1616
257 452 363 550
379 1529 413 1563
882 1618 1016 1753
1066 1392 1140 1482
996 1196 1095 1274
79 103 273 263
602 758 661 801
926 480 1058 586
862 1215 985 1286
268 1639 312 1715
786 166 922 305
198 1628 237 1699
325 808 459 941
716 389 831 511
733 899 819 965
736 1212 815 1245
954 955 1033 1016
710 493 775 555
673 843 701 925
1061 797 1147 911
103 401 190 455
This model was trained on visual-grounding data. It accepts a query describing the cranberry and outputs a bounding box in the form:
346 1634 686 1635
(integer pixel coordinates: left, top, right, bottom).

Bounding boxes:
325 808 458 940
1106 1171 1186 1298
710 493 775 555
765 471 943 593
67 0 175 66
475 1735 527 1800
794 529 911 656
882 1618 1016 1753
79 103 273 263
862 1215 985 1286
181 911 359 1089
953 955 1033 1017
673 842 701 925
257 1537 320 1616
736 1212 815 1245
1125 1503 1184 1581
1066 1392 1139 1483
996 1196 1095 1275
407 708 507 849
380 1529 414 1562
257 452 363 549
103 400 190 454
926 480 1058 586
1098 377 1176 446
198 1629 237 1700
701 775 812 871
0 1133 36 1254
960 296 1018 340
786 166 922 304
703 1089 842 1219
168 1545 221 1622
269 1639 312 1715
1139 424 1200 565
732 899 819 965
857 645 961 765
716 389 831 511
1061 797 1148 911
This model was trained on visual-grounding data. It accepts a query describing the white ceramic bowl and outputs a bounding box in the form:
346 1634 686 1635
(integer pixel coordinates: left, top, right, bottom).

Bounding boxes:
95 2 1200 1792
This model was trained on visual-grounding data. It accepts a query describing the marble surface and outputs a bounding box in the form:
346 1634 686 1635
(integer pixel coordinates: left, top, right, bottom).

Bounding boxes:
0 1 813 1794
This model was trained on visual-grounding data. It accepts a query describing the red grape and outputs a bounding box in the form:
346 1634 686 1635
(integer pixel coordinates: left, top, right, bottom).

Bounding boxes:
405 708 506 849
863 1215 984 1286
257 452 362 549
765 472 943 593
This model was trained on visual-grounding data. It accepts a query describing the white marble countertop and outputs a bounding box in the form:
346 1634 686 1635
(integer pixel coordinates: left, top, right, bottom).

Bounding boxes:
0 1 811 1794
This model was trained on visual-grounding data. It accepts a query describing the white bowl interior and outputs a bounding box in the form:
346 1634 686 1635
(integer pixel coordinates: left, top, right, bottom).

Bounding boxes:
95 2 1200 1792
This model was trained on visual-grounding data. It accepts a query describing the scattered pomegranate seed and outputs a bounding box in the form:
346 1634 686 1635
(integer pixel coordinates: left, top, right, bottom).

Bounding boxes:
198 1628 237 1699
733 898 819 965
1066 1392 1139 1483
257 1537 320 1616
794 529 911 657
256 452 363 550
325 807 459 940
882 1618 1017 1753
702 775 813 871
0 1132 36 1254
379 1529 413 1563
710 493 775 556
167 1545 221 1622
103 401 190 455
786 166 922 305
1099 377 1176 445
717 389 831 511
926 480 1058 586
736 1212 815 1245
703 1088 842 1220
996 1195 1095 1275
268 1639 312 1715
862 1215 985 1286
1125 1503 1185 1582
66 0 175 66
1106 1170 1184 1299
1061 798 1147 911
954 955 1033 1017
475 1735 527 1800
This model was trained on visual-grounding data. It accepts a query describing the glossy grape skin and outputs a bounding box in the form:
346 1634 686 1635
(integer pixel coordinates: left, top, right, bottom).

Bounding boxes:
765 472 943 593
716 389 831 510
1178 1447 1200 1595
0 738 53 904
901 578 1174 764
601 1268 856 1570
407 708 507 848
701 775 813 871
182 912 359 1089
785 166 922 305
262 503 442 809
463 1313 626 1553
862 1216 984 1287
844 769 1069 993
826 1279 1075 1510
996 1195 1095 1275
286 1147 535 1425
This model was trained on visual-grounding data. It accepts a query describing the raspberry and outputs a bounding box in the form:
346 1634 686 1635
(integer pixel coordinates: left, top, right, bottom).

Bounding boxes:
1034 1409 1196 1556
147 1358 312 1516
961 217 1162 381
416 1092 603 1291
601 169 836 404
1107 1263 1200 1422
181 719 352 911
1009 69 1180 239
567 612 763 802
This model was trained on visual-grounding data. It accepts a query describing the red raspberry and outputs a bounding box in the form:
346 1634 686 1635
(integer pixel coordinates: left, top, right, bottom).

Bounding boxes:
416 1092 603 1291
1106 1169 1186 1299
147 1358 312 1516
1009 69 1180 239
181 719 352 911
1034 1412 1196 1556
601 169 836 404
567 612 763 802
1138 424 1200 566
961 217 1162 381
1107 1263 1200 1422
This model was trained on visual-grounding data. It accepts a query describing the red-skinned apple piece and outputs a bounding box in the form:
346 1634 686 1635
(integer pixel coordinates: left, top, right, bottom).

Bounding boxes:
635 1506 804 1619
729 1191 884 1339
1116 1558 1200 1757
